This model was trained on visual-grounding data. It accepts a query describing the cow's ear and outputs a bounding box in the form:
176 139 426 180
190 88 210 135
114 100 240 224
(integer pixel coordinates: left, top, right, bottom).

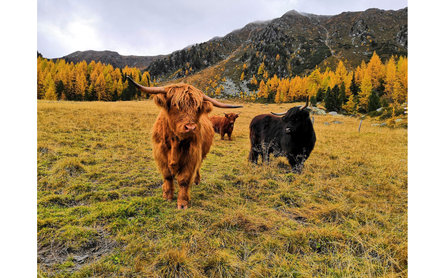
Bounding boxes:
153 94 169 110
200 100 213 114
224 113 229 118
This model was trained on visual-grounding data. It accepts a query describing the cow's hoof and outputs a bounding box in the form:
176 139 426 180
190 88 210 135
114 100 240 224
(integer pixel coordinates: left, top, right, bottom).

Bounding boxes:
292 168 303 174
178 204 188 209
194 175 200 185
162 192 174 201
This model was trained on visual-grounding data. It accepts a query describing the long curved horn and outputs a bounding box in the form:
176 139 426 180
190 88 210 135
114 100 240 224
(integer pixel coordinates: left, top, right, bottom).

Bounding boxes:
126 75 167 94
300 96 309 110
202 95 243 108
271 112 286 116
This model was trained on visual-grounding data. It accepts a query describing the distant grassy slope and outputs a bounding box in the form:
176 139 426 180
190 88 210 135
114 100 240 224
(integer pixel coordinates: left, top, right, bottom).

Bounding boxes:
38 100 407 277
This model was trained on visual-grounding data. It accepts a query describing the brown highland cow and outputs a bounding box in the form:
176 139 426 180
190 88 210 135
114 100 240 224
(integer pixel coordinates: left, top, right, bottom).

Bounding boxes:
210 113 240 140
126 76 242 209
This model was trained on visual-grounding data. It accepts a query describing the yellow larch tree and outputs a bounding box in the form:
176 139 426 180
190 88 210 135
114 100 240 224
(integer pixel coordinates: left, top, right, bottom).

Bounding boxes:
366 51 385 89
267 75 280 97
307 68 322 97
95 73 108 101
355 60 367 85
141 71 151 86
394 56 408 104
44 76 57 100
257 62 265 76
250 75 258 86
74 71 87 100
275 78 290 103
358 71 372 111
257 80 269 99
384 56 397 101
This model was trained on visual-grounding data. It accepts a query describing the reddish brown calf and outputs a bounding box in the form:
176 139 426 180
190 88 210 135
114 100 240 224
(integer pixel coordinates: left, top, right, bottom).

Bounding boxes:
210 113 239 140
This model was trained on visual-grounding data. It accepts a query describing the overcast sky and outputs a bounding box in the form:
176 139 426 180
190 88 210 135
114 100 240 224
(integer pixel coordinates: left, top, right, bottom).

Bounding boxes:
37 0 407 59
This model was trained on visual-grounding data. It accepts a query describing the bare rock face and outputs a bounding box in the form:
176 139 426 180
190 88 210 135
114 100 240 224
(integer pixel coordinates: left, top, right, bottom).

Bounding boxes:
396 25 408 48
350 19 373 46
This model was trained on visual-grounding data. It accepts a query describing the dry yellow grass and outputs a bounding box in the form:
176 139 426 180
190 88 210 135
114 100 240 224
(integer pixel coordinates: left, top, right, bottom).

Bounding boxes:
38 100 407 277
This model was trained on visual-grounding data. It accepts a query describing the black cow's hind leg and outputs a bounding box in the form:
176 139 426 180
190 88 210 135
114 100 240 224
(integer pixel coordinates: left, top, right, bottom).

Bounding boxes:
249 147 260 164
288 155 305 174
261 144 270 164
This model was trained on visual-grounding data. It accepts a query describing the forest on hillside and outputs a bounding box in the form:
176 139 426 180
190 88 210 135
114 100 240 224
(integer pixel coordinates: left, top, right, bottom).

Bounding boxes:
37 52 407 115
37 58 154 101
236 52 407 115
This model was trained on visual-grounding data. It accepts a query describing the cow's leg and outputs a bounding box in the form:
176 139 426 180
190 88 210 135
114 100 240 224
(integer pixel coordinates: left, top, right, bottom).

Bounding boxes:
177 175 193 209
194 169 200 185
158 155 175 200
176 162 197 209
288 155 305 174
266 148 272 164
228 131 232 141
162 175 175 201
248 147 259 164
262 144 270 164
153 140 175 201
220 130 225 140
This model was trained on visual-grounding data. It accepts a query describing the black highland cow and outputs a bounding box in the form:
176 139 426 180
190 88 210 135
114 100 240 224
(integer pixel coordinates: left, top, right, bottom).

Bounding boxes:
248 98 316 173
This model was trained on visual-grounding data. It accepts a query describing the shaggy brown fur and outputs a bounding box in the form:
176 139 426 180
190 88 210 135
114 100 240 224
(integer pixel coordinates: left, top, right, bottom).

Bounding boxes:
151 84 214 209
210 113 239 140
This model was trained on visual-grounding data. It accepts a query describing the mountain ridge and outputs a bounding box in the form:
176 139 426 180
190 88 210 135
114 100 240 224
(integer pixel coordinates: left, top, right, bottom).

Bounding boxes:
47 7 407 89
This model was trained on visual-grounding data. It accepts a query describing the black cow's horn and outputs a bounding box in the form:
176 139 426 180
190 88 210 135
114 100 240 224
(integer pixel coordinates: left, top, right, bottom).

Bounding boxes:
126 75 167 94
202 95 243 108
271 112 286 116
300 96 309 110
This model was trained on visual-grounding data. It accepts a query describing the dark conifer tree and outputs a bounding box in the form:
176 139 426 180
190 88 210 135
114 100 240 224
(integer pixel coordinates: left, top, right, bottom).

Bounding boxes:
333 85 340 110
324 87 334 111
339 82 347 104
310 95 317 107
368 90 381 112
316 88 324 102
350 73 359 96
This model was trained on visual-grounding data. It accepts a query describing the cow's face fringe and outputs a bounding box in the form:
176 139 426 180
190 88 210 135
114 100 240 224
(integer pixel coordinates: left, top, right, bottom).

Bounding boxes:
153 84 212 139
167 85 203 112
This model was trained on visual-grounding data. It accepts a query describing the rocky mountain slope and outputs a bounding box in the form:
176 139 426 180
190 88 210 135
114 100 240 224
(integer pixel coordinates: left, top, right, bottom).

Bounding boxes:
158 7 407 94
53 7 407 90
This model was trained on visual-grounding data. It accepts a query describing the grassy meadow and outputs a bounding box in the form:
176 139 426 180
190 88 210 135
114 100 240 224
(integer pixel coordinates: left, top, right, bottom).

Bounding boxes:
37 100 407 277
